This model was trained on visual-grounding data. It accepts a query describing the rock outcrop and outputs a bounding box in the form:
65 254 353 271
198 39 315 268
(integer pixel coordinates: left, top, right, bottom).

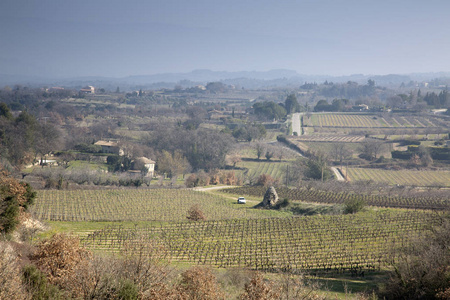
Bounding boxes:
255 186 279 208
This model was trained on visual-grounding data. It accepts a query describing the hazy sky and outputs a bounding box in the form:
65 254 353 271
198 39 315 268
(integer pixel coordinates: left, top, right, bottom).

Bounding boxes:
1 0 450 78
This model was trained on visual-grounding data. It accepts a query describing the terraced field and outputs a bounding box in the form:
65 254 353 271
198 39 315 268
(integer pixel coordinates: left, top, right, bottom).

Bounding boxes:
346 167 450 187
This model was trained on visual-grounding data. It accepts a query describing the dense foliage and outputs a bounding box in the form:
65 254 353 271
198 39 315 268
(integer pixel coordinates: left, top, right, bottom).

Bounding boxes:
253 101 287 120
423 90 450 108
232 123 266 141
0 103 61 168
147 126 234 171
313 99 349 112
308 80 377 99
284 93 301 114
0 169 36 235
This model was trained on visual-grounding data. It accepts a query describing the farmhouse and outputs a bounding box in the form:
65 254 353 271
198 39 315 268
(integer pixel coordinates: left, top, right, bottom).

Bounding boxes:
80 85 95 93
94 140 124 156
352 104 369 111
130 157 155 177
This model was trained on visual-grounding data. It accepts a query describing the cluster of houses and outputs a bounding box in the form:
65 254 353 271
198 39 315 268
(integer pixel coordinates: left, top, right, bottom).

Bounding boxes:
93 140 155 177
38 140 156 178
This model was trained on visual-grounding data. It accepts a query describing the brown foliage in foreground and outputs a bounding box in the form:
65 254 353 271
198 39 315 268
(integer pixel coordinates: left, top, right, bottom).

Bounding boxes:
176 266 225 300
0 242 29 299
0 168 36 234
240 272 280 300
187 204 206 221
32 233 92 289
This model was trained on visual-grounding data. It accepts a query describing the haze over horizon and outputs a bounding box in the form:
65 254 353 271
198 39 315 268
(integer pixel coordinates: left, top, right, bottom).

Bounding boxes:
1 0 450 79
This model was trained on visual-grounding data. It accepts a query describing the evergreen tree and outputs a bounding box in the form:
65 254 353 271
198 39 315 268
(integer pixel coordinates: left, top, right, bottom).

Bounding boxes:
284 94 300 114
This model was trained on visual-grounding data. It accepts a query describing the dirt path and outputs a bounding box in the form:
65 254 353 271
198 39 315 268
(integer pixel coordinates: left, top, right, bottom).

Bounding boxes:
192 185 237 192
331 167 345 182
193 186 261 204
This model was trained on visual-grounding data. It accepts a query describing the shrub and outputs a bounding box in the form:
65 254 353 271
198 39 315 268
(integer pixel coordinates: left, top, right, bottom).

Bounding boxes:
117 279 139 300
0 196 19 235
344 198 366 214
0 169 36 235
379 219 450 299
239 272 280 300
176 267 224 300
196 170 210 186
187 205 206 221
255 174 279 187
277 272 326 300
273 198 290 210
32 233 92 287
22 264 63 299
185 174 198 188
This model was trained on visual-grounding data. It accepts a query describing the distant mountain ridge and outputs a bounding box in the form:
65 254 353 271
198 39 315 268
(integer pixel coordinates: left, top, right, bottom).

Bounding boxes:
126 69 300 84
1 70 450 90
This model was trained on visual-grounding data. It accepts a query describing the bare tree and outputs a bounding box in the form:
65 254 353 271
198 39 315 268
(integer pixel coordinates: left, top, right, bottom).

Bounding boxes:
331 143 352 164
157 150 191 178
227 152 242 168
359 139 384 161
254 142 265 160
35 123 62 163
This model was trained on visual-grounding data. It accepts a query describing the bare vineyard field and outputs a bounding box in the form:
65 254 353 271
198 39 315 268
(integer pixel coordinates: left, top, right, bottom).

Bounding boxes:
31 189 271 222
305 113 446 128
293 134 365 143
224 186 450 210
82 211 441 274
294 142 362 156
264 129 283 141
346 167 450 187
236 160 290 183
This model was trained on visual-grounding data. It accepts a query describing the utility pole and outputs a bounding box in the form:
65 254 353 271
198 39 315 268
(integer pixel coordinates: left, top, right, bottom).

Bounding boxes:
321 165 324 182
285 165 289 186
